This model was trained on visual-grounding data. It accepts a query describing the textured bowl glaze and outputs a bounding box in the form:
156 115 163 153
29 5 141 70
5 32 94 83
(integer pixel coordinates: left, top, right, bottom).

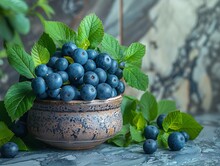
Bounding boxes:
27 95 123 150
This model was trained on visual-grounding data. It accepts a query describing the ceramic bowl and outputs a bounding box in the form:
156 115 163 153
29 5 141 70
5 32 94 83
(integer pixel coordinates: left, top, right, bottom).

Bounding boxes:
27 95 123 150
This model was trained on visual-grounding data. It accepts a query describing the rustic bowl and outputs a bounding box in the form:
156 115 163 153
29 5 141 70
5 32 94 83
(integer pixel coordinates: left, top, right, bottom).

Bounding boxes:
27 95 123 150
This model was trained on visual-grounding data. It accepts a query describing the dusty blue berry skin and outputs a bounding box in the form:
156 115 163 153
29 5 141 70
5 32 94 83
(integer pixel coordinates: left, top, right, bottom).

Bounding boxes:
35 64 48 77
108 60 118 74
47 67 53 75
62 42 77 56
54 94 61 100
143 139 157 154
83 71 99 86
144 125 159 140
45 73 63 90
157 114 166 129
31 77 46 95
111 88 117 97
95 53 112 70
47 88 60 98
96 83 112 100
83 59 96 71
72 86 81 100
1 142 19 158
119 61 125 69
11 120 27 138
71 48 88 65
67 63 84 81
37 92 48 99
115 68 123 79
86 49 98 60
168 132 185 151
80 84 97 101
70 76 84 87
57 71 69 83
106 74 119 88
60 85 75 102
47 57 58 68
94 68 107 83
52 51 62 57
116 81 125 94
55 58 68 71
180 131 189 142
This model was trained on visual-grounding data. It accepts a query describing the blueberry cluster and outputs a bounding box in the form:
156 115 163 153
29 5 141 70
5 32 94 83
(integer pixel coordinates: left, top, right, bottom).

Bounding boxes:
31 42 125 102
143 114 190 154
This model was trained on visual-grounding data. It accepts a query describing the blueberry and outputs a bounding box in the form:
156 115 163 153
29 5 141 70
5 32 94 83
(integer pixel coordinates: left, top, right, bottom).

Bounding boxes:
115 68 123 79
168 132 185 151
31 77 46 95
96 83 112 100
119 61 125 69
35 64 48 77
80 84 97 101
47 57 58 68
45 73 63 90
67 63 84 81
143 139 157 154
95 53 112 70
83 71 99 86
108 60 118 74
1 142 19 158
86 49 98 60
57 71 69 83
60 85 75 102
71 48 88 65
70 76 84 86
144 125 159 140
11 120 27 138
62 42 77 56
94 68 107 83
54 58 68 71
180 131 189 142
47 88 60 98
106 74 119 88
157 114 166 129
115 81 125 94
52 51 62 57
111 88 117 97
83 59 96 71
37 92 48 99
47 67 54 75
72 86 81 100
54 94 61 100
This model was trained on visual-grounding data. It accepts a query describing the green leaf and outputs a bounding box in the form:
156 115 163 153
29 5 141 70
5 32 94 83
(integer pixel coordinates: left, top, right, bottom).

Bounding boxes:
0 101 12 126
100 33 121 60
64 56 74 64
124 43 146 68
10 136 29 151
32 44 50 67
0 121 14 147
158 100 176 115
36 0 55 18
157 131 169 148
44 21 76 47
123 65 148 91
6 45 35 79
36 33 56 55
179 113 203 140
120 45 128 55
162 110 182 132
78 13 104 49
8 13 30 35
77 38 90 50
133 112 146 130
140 91 158 121
0 0 28 13
4 81 36 121
0 16 13 41
129 125 145 143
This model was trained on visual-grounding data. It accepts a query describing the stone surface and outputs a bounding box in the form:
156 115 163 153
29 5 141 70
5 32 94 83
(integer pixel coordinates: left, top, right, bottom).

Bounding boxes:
0 113 220 166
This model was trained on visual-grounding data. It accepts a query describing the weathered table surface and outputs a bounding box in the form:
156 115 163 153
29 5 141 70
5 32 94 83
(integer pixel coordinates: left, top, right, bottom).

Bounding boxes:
0 113 220 166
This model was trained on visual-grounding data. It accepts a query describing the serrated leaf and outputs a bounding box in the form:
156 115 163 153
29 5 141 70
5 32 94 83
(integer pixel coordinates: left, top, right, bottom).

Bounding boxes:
4 81 36 121
0 16 13 41
140 91 158 121
129 125 145 143
10 136 29 151
31 44 50 67
123 65 148 91
7 45 35 79
179 113 203 140
78 13 104 49
124 43 145 68
44 21 76 47
133 112 146 130
36 33 56 55
162 110 182 132
0 101 12 126
100 33 121 60
77 38 90 50
0 121 14 147
0 0 28 13
157 131 169 148
158 100 176 115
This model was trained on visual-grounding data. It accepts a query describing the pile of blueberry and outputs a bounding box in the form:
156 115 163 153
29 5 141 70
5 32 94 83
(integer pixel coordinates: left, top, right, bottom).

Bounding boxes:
31 42 125 102
143 114 189 154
